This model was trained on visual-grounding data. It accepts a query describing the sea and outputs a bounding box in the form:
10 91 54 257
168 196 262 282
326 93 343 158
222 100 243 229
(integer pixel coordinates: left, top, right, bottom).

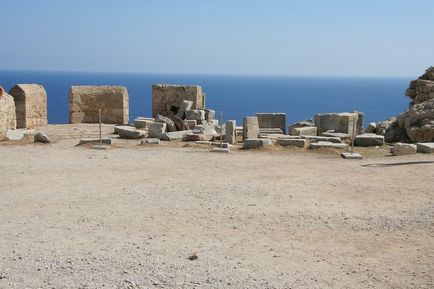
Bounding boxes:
0 70 411 126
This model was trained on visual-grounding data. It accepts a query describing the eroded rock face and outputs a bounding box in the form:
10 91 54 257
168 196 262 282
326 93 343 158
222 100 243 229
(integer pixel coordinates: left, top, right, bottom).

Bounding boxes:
405 67 434 105
0 89 17 140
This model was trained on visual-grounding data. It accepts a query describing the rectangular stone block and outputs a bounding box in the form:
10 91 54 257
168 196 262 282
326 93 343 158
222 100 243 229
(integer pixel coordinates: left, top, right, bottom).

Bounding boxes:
148 122 167 138
310 141 349 150
392 143 417 156
416 142 434 153
276 138 309 148
225 120 236 144
160 130 192 141
69 86 129 124
0 90 17 140
354 134 385 147
243 116 260 140
314 112 363 135
9 84 47 129
152 84 205 118
255 113 287 134
292 126 317 136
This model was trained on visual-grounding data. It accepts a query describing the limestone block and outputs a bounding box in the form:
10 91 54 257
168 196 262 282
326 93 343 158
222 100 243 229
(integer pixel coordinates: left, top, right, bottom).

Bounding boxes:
69 86 129 124
186 119 197 129
176 100 193 119
366 122 377 133
310 141 349 150
259 128 283 134
160 130 192 141
183 134 214 142
354 134 385 147
225 120 236 144
148 122 167 138
292 126 317 136
243 138 273 150
0 90 17 140
9 84 47 129
255 113 287 134
204 109 215 121
117 127 145 139
170 115 189 131
34 132 50 143
314 112 362 135
243 116 260 140
156 114 177 132
276 139 309 148
392 143 417 156
300 135 342 143
152 84 205 118
185 110 206 122
288 119 315 134
416 142 434 153
134 118 154 130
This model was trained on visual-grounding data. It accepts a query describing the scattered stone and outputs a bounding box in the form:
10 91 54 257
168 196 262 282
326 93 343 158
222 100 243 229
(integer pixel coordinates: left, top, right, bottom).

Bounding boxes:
243 116 260 140
185 110 206 123
288 119 315 134
314 112 362 135
300 135 342 143
341 152 363 159
9 84 48 129
140 138 160 145
255 113 287 134
259 134 301 140
366 122 377 133
176 100 194 118
204 109 216 121
197 121 219 136
354 134 384 147
188 253 198 261
183 134 214 142
160 130 192 141
34 132 50 143
134 118 154 130
6 129 27 141
310 141 349 150
225 120 236 144
320 132 351 140
156 114 177 132
392 143 417 156
186 119 197 129
276 138 309 148
117 127 145 139
78 138 112 146
170 115 189 131
259 128 283 135
152 84 204 117
148 122 167 138
292 126 317 136
376 118 395 135
211 147 230 153
243 138 273 150
416 142 434 153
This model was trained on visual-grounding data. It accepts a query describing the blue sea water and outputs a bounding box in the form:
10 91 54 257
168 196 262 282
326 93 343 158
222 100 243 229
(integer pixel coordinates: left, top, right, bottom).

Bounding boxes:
0 70 410 126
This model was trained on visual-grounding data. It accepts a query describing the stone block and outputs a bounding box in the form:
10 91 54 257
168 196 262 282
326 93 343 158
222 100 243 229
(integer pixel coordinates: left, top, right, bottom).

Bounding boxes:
176 100 194 119
314 112 362 135
9 84 47 129
0 89 17 140
183 134 214 142
141 138 160 145
34 132 50 143
354 134 385 147
243 138 273 150
156 114 177 132
255 113 287 134
416 142 434 153
276 138 309 148
148 122 167 138
204 109 215 121
310 142 349 150
69 86 129 124
392 143 417 156
152 84 205 118
366 122 377 133
292 126 317 136
225 120 236 144
300 135 342 143
185 110 206 122
186 119 197 129
78 138 112 146
160 130 192 141
117 127 145 139
320 132 351 140
288 119 315 134
134 118 154 130
243 116 260 140
259 128 283 134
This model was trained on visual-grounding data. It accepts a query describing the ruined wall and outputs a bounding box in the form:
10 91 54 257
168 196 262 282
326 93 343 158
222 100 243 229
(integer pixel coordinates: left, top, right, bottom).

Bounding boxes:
69 86 129 124
152 84 205 118
405 66 434 105
0 88 17 140
314 112 363 135
9 84 47 129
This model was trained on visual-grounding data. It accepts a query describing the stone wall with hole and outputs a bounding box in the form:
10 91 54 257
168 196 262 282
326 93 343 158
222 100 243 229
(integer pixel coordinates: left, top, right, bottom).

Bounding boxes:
69 86 129 124
9 84 47 129
152 84 205 118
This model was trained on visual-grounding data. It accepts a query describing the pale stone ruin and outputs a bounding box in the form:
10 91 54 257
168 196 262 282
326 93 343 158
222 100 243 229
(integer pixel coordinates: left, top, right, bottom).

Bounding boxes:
69 86 129 124
9 84 47 129
0 86 17 140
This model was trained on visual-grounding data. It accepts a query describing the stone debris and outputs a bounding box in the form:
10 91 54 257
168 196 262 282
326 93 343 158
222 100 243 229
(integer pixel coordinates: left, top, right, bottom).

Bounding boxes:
69 86 129 124
243 138 273 150
211 147 230 153
259 134 301 140
0 88 17 140
160 130 192 141
134 118 154 130
156 114 177 132
140 138 160 145
354 134 384 147
197 121 219 136
392 143 417 156
169 115 189 131
34 132 50 143
366 122 377 133
148 122 167 138
320 131 351 140
176 100 194 119
186 119 197 129
5 129 29 141
259 128 283 135
276 138 309 148
225 120 236 144
416 142 434 153
9 84 47 129
292 126 317 136
243 116 260 140
341 152 363 159
204 109 215 121
185 110 206 123
288 119 315 135
117 126 145 139
314 112 363 135
255 113 287 134
114 125 134 134
300 135 342 143
183 134 214 142
310 141 349 150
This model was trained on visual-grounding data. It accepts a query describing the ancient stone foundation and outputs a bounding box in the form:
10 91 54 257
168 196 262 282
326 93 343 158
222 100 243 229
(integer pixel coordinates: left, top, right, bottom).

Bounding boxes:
314 112 363 135
152 84 205 118
255 113 287 134
69 86 129 124
0 88 17 140
9 84 47 129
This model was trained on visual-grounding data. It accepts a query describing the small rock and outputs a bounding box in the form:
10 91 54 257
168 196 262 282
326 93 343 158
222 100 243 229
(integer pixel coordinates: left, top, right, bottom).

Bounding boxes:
188 253 198 260
34 132 50 143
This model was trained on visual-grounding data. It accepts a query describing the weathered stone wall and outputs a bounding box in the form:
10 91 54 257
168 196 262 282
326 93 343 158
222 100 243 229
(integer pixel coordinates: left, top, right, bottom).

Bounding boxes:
405 67 434 105
9 84 47 129
255 113 287 134
152 84 205 118
69 86 129 124
314 112 363 135
0 88 17 140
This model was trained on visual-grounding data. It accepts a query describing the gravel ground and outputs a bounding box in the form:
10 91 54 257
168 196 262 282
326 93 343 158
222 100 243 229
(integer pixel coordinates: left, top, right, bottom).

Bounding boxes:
0 124 433 289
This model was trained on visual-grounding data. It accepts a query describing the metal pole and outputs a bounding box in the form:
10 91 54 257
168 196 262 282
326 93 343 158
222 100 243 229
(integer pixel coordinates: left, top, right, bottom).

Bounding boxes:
99 108 102 147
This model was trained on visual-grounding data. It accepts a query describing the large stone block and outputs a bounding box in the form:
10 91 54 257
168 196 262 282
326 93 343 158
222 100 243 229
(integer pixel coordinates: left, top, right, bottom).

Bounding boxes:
243 138 273 150
416 142 434 153
314 112 363 135
0 89 17 140
148 122 167 138
292 126 317 136
152 84 205 118
225 120 236 144
9 84 47 129
354 134 385 147
69 86 129 124
276 138 309 148
392 143 417 156
160 130 192 141
156 114 177 132
255 113 287 134
243 116 260 140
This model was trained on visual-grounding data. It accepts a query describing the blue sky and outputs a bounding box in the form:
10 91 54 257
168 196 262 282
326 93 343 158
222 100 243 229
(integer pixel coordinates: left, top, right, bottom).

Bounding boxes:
1 0 433 76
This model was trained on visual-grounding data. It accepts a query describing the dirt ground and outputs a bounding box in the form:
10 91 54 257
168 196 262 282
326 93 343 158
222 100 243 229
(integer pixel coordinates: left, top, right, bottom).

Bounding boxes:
0 124 433 289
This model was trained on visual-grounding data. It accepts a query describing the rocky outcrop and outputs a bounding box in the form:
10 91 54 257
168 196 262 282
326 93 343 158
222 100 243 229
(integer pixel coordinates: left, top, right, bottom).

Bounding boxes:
405 66 434 106
0 87 17 140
